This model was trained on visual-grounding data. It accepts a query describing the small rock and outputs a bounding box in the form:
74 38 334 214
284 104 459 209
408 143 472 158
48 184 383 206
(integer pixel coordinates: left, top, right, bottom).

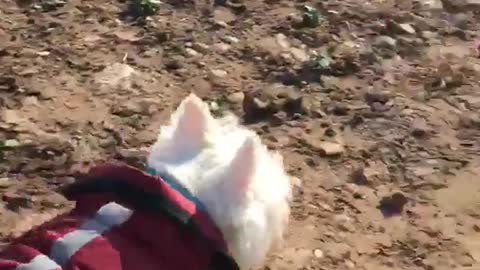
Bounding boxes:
334 214 355 232
185 48 200 57
351 167 369 185
275 33 290 49
324 128 336 137
317 141 345 156
2 110 24 125
290 47 309 62
345 260 355 268
0 76 18 92
373 35 397 50
94 63 135 86
411 118 431 138
111 101 142 117
242 93 273 122
378 192 408 217
332 104 350 116
365 92 390 104
421 30 437 39
192 42 210 54
387 20 416 35
459 112 480 128
213 42 231 52
227 92 245 104
0 178 12 188
210 101 220 111
4 139 20 147
284 95 311 115
270 111 287 126
209 69 228 79
3 193 33 211
214 7 237 23
313 249 324 259
221 35 240 44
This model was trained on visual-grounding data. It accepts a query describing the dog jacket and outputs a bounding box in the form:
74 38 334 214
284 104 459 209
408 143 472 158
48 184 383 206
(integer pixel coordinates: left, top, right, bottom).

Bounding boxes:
0 163 239 270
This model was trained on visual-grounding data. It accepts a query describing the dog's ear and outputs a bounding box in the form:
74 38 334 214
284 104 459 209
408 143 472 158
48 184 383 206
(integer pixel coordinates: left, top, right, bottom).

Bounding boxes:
172 93 214 150
228 137 257 196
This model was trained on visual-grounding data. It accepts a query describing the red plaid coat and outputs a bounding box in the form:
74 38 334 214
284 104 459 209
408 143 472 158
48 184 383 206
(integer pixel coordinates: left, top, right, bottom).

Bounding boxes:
0 164 238 270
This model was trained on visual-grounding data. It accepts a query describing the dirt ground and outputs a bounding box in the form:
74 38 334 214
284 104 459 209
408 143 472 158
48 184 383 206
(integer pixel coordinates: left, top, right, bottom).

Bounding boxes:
1 0 480 269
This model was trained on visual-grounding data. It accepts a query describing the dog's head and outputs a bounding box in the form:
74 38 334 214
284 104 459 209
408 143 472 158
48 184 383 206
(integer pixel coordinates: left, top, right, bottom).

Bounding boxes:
148 93 292 269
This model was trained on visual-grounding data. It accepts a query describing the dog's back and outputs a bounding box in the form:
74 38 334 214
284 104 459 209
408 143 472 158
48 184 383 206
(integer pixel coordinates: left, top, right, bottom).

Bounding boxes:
0 164 239 270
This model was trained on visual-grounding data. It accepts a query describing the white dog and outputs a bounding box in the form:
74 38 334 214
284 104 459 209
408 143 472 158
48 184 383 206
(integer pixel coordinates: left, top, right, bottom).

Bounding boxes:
148 93 292 270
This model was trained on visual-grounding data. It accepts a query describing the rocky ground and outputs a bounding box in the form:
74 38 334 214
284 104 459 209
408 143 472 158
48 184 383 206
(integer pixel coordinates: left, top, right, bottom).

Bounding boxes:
1 0 480 269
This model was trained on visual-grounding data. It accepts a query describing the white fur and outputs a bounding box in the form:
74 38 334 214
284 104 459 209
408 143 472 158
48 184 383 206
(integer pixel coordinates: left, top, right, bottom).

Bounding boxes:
148 93 292 269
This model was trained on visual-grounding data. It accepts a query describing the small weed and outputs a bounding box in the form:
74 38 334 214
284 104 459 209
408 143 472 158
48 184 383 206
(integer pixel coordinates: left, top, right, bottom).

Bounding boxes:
130 0 160 17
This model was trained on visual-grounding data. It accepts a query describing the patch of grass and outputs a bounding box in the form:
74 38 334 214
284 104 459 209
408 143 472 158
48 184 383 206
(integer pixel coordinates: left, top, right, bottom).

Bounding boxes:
130 0 160 17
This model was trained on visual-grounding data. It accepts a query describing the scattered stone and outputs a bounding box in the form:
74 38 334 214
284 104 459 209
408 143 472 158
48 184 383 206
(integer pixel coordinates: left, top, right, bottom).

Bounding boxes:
345 260 355 268
214 7 237 23
411 118 431 138
4 139 20 147
283 95 311 115
365 92 390 105
270 111 288 126
2 110 24 125
387 20 416 35
290 47 309 62
113 30 143 42
2 193 33 211
334 214 355 232
0 178 12 188
209 69 228 79
378 192 408 217
317 141 345 156
242 93 272 121
313 249 324 259
459 112 480 128
332 104 350 116
373 35 397 50
94 63 135 86
185 48 200 57
441 0 480 13
221 35 240 44
213 42 231 52
192 42 210 54
324 128 336 137
0 76 18 92
227 92 245 104
351 167 369 185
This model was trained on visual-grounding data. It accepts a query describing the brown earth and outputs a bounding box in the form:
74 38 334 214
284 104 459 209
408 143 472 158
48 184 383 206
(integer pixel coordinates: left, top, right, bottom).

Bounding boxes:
1 0 480 269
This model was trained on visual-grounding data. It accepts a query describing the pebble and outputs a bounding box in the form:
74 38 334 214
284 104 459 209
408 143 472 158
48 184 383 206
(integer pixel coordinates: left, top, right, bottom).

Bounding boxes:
2 110 23 124
411 118 431 138
192 42 210 54
290 176 302 187
317 141 345 156
4 139 20 147
378 192 408 217
345 260 355 268
221 35 240 44
0 178 12 188
313 249 324 258
213 42 231 52
209 69 228 79
387 20 416 35
227 92 245 104
94 63 135 86
373 35 397 50
185 48 200 57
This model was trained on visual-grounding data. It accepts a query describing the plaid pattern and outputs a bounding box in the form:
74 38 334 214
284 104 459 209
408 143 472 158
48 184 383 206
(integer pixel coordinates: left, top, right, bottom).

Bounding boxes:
0 164 238 270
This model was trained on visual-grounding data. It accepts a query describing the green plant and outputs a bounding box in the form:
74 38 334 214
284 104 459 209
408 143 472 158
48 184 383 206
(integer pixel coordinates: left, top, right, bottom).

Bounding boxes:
131 0 160 17
301 5 320 28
